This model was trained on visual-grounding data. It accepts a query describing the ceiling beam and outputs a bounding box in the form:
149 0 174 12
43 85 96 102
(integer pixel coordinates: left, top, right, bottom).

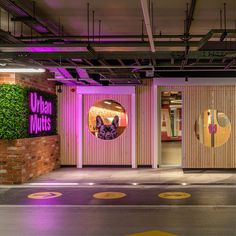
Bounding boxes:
66 58 99 84
48 67 78 85
98 59 116 75
0 51 234 60
47 65 154 69
0 0 54 35
16 29 236 42
140 0 155 52
0 29 23 43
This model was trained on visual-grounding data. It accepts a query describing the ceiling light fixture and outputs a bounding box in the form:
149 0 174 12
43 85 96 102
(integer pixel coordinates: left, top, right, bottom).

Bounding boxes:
0 68 45 73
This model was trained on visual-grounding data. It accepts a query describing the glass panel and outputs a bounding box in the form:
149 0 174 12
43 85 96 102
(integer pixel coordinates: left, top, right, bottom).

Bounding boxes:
195 110 231 147
88 100 128 140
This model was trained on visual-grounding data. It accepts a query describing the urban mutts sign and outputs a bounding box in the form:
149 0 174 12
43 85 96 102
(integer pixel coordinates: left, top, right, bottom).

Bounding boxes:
29 91 55 135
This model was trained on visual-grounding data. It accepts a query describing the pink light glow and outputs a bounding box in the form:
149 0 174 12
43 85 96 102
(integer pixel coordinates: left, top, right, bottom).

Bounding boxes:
26 47 87 52
27 47 57 52
76 68 89 78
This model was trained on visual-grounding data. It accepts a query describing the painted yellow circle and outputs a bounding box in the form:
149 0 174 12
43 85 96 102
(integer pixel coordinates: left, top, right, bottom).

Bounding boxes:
158 192 191 200
28 192 62 199
93 192 126 199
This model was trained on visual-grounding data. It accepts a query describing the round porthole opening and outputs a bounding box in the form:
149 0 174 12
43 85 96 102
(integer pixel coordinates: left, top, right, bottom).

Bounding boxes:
88 99 128 140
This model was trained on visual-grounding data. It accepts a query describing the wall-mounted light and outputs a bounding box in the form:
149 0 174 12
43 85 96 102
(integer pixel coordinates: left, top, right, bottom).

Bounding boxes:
0 68 45 73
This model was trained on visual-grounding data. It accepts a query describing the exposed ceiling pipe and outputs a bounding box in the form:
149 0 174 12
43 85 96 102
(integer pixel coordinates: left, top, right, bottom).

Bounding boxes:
140 0 155 52
17 34 206 41
92 10 95 42
47 65 154 69
186 0 196 35
220 3 227 42
0 7 1 29
98 20 101 43
87 2 90 44
220 9 222 29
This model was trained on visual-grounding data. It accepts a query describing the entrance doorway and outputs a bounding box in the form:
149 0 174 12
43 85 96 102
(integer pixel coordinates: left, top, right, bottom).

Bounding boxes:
160 91 182 167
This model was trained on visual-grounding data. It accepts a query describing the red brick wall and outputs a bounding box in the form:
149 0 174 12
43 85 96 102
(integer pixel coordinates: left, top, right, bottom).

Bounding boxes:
0 73 16 84
0 71 55 92
0 136 60 184
0 71 60 184
15 71 55 93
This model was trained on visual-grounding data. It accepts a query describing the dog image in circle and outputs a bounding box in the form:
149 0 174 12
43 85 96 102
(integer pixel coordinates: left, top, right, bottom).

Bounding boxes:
96 115 119 140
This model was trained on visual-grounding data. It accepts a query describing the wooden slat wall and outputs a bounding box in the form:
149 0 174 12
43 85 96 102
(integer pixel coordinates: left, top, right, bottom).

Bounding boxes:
83 94 132 165
136 80 153 165
162 85 236 168
58 83 235 168
57 86 77 165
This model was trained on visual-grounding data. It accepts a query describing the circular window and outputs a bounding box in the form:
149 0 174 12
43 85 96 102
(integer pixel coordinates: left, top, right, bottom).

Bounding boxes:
88 100 128 140
195 109 231 147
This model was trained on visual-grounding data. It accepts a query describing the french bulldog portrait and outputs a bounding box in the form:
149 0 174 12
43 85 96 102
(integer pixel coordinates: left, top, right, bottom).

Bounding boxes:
96 115 119 140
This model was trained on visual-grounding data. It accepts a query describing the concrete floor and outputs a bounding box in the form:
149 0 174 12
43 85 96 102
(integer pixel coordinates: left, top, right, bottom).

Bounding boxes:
0 185 236 236
1 167 236 236
0 206 235 236
23 167 236 185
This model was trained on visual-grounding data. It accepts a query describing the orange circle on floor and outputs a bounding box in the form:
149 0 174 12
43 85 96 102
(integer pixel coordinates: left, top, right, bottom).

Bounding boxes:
158 192 191 199
93 192 126 199
28 192 62 199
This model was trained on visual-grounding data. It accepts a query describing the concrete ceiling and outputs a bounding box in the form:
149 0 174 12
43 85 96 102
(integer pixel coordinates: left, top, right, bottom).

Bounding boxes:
13 0 236 35
0 0 235 85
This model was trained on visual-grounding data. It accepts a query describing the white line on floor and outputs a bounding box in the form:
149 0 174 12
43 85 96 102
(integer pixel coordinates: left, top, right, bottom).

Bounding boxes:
0 184 236 189
0 205 235 208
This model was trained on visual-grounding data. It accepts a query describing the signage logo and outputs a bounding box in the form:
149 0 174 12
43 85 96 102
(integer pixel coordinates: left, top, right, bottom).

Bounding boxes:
29 91 53 135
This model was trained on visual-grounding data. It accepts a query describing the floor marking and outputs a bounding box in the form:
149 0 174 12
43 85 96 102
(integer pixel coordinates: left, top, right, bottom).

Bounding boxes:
159 192 191 199
1 185 236 189
93 192 126 199
127 229 177 236
0 205 236 208
27 192 62 199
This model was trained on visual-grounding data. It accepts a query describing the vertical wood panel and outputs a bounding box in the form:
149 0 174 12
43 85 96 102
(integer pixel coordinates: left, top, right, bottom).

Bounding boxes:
161 85 236 168
83 94 132 165
136 80 153 165
58 83 236 168
57 86 77 165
